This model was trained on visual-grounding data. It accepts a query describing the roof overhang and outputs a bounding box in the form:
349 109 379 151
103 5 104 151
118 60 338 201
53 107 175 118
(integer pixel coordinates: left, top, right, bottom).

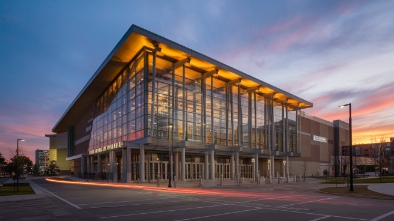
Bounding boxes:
53 25 312 133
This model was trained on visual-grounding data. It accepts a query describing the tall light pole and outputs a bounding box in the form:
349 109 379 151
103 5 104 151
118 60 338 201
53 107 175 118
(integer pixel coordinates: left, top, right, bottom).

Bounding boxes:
339 103 353 191
168 124 173 187
16 139 25 192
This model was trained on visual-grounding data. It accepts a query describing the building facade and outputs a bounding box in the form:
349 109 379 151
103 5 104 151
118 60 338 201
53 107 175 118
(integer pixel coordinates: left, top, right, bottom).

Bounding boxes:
45 134 70 174
51 25 348 184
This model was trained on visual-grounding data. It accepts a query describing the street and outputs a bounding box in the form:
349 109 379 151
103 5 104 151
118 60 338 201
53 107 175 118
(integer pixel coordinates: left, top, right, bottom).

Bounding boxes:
1 177 394 221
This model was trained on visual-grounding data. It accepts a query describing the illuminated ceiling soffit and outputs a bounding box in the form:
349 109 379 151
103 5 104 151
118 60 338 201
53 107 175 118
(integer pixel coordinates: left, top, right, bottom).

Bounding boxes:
135 32 312 109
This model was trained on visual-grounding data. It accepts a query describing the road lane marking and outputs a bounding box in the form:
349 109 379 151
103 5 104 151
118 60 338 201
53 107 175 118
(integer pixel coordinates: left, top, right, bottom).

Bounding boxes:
79 196 196 206
199 201 366 221
173 208 262 221
279 196 341 207
310 215 331 221
370 210 394 221
99 204 228 219
39 186 81 210
88 199 199 209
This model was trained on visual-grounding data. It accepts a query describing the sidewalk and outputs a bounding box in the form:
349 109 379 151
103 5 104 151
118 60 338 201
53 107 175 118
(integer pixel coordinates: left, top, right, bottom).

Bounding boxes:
368 183 394 196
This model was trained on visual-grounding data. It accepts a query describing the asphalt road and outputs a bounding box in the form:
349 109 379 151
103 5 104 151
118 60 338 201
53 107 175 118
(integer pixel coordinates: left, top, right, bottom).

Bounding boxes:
3 178 394 221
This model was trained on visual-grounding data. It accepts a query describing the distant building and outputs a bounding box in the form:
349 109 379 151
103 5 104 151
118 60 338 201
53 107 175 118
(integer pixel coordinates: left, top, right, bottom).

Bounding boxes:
35 149 49 173
340 139 393 175
45 134 70 175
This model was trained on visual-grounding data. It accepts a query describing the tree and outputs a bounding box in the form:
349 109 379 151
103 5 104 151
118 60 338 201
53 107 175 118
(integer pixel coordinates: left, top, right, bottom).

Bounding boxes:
45 160 60 176
32 163 40 176
370 137 390 182
6 155 33 179
0 152 6 176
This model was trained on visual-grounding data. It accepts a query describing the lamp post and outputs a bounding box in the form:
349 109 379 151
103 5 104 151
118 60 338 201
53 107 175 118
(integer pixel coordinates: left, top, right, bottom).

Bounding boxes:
168 124 173 187
16 139 25 192
339 103 353 191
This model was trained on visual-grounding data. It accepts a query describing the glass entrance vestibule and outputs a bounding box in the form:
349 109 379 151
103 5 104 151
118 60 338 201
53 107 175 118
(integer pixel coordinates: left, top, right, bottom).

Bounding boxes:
85 149 288 183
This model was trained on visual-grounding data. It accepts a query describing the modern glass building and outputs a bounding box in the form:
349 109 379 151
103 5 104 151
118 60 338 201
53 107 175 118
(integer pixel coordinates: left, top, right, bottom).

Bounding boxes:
52 25 314 184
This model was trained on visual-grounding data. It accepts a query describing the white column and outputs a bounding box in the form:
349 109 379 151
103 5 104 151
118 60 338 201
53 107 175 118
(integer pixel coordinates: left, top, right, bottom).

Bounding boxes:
210 150 215 180
140 146 145 182
175 151 179 181
127 148 131 183
230 153 235 180
81 155 86 179
181 148 185 181
255 154 259 180
111 151 118 183
106 153 109 178
109 151 113 181
122 148 127 183
86 156 90 175
235 151 239 181
97 154 102 179
204 151 209 180
271 155 275 179
91 157 95 174
285 156 289 177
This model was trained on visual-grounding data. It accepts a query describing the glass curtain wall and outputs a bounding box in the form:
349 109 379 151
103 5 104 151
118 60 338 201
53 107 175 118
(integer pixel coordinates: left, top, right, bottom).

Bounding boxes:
212 78 226 146
274 101 283 152
288 109 297 152
89 48 300 155
148 55 204 143
88 51 145 152
255 93 265 150
231 85 239 146
241 88 248 147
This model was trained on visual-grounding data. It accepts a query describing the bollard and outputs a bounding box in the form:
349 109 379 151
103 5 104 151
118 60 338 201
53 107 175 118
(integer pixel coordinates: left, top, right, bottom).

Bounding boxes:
220 174 223 186
257 172 260 184
199 175 202 187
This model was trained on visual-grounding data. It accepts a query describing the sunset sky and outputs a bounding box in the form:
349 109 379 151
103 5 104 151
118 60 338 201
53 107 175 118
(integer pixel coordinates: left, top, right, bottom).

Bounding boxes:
1 0 393 163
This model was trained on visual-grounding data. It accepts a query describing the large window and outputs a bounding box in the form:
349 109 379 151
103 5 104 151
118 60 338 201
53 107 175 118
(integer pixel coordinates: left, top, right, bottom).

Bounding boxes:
274 102 283 152
88 53 145 152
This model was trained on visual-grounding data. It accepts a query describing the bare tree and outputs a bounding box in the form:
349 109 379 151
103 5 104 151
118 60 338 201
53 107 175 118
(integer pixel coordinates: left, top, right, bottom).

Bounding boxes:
370 137 390 182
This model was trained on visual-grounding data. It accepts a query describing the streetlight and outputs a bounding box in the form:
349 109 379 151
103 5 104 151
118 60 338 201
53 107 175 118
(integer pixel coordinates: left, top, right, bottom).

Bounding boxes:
339 103 353 191
16 139 25 192
168 124 173 187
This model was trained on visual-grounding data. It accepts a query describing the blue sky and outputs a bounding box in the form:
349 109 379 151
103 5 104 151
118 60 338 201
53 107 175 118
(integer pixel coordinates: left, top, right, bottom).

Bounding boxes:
1 0 393 162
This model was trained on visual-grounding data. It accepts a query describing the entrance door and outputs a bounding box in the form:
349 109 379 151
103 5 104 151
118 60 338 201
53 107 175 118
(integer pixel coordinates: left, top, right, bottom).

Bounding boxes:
216 163 230 178
149 162 160 180
193 163 203 179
